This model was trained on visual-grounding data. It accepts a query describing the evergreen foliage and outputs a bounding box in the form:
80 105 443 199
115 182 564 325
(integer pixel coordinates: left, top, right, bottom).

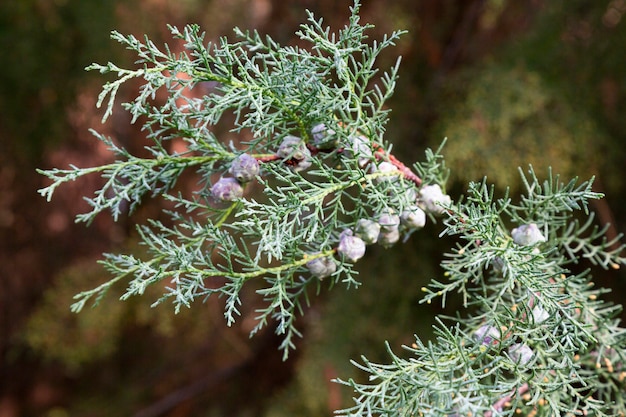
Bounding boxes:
38 2 626 415
0 0 121 157
338 169 626 416
433 65 603 189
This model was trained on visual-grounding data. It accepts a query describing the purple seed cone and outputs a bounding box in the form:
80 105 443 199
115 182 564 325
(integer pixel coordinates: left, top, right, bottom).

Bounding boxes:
337 230 366 262
306 256 337 279
211 177 244 201
229 153 260 183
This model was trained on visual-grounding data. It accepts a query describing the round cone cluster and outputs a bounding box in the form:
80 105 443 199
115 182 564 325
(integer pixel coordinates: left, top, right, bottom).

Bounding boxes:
277 135 312 172
337 229 367 262
211 177 244 201
473 324 501 345
214 126 454 282
212 128 321 202
508 343 534 365
311 123 337 149
305 178 452 279
418 184 451 214
211 153 260 201
511 223 546 246
306 256 337 279
229 153 260 182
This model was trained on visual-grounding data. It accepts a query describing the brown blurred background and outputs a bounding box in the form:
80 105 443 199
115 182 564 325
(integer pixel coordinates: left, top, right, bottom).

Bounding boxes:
1 1 626 416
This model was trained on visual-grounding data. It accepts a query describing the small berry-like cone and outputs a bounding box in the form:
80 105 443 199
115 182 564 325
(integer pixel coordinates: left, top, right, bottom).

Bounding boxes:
211 177 244 201
306 256 337 279
277 135 312 171
337 229 366 262
378 210 400 232
355 219 381 245
346 135 373 168
419 184 451 214
473 324 501 345
532 305 550 324
370 161 399 183
511 223 546 246
508 343 533 365
377 226 400 248
229 153 260 182
491 256 506 275
311 123 337 149
400 206 426 229
277 136 308 160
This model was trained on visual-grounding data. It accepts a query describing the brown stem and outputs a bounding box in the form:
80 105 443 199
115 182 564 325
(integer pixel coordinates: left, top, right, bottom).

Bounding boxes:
257 154 280 163
255 142 424 187
372 143 422 187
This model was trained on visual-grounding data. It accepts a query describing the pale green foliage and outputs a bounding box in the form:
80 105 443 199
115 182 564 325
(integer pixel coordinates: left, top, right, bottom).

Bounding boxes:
338 168 626 416
38 1 418 358
38 1 626 415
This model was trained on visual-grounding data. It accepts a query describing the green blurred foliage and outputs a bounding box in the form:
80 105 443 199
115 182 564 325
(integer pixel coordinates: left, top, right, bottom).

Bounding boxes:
430 1 626 193
22 241 222 374
22 241 272 416
433 63 603 189
23 259 126 373
0 0 120 158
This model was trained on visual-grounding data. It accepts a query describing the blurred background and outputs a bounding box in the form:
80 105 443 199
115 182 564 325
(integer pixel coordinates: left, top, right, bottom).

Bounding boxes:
1 0 626 416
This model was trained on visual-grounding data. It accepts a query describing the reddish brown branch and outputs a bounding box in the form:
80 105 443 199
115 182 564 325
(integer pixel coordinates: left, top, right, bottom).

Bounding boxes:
257 154 280 163
254 141 423 187
372 143 422 187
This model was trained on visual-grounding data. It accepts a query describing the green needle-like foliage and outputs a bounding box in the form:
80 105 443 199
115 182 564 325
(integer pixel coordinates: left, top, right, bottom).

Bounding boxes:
338 169 626 416
38 1 416 359
38 1 626 414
